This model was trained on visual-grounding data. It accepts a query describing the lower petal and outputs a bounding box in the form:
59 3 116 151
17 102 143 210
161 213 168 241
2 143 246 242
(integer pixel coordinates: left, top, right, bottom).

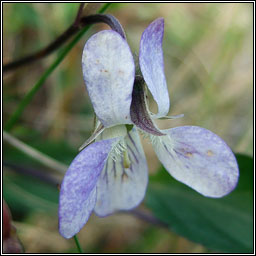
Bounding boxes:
94 128 148 216
59 138 117 239
152 126 239 198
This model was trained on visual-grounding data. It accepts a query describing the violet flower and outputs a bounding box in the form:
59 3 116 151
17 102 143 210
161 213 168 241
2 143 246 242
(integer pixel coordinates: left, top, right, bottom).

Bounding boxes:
58 18 239 239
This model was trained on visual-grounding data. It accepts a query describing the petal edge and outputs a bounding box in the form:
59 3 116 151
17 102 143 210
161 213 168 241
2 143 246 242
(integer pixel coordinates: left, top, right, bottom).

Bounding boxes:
152 126 239 197
82 30 135 127
59 138 117 238
139 18 170 118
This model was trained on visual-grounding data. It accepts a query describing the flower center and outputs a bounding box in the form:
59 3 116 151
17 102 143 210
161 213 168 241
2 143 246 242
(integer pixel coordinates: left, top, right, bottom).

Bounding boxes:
123 149 131 168
109 138 131 169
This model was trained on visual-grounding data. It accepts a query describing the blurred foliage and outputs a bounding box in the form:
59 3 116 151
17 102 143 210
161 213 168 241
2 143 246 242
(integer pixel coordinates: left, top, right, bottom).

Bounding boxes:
3 2 253 253
3 172 59 218
3 133 75 218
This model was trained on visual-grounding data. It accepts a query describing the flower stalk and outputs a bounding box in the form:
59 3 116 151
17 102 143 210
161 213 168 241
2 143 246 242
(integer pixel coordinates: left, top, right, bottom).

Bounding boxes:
73 235 83 253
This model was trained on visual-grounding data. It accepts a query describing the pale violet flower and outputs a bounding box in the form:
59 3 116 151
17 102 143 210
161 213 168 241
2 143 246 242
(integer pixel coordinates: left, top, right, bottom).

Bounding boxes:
59 18 239 239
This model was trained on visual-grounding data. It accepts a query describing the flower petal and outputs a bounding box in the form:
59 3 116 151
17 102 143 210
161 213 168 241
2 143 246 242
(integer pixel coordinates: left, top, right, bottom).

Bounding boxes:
139 18 170 118
82 30 135 127
59 138 117 239
152 126 239 197
94 128 148 216
130 76 164 136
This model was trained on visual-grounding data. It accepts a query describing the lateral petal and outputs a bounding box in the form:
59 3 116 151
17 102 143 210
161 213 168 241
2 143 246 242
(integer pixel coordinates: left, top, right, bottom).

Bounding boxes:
139 18 170 118
94 128 148 216
152 126 239 197
82 30 135 127
130 76 164 136
59 138 117 239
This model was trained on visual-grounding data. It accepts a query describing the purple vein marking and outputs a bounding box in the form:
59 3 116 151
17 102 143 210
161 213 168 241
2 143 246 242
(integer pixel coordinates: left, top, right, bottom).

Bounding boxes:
127 144 139 164
112 160 117 178
127 133 140 155
103 160 109 185
163 143 175 161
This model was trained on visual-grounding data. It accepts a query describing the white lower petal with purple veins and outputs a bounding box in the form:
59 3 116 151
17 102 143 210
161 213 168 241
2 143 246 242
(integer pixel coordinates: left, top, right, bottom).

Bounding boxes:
152 126 239 198
94 128 148 216
59 138 118 239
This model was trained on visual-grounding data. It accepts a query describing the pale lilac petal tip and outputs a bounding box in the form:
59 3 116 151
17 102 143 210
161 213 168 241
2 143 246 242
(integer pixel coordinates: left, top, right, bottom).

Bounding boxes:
58 138 117 239
139 18 170 118
153 126 239 198
94 128 148 216
82 30 135 127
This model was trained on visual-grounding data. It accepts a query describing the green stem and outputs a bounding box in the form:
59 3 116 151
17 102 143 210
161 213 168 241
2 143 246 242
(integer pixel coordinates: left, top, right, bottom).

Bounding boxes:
3 131 67 174
4 3 111 132
73 235 83 253
98 2 112 14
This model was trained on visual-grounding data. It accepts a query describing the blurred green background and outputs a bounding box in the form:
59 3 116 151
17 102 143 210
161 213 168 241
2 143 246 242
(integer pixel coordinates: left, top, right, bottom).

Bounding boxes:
3 3 253 253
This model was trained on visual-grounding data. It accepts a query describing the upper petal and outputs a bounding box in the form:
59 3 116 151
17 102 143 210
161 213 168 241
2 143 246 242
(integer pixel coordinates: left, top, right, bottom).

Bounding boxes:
139 18 170 118
59 138 117 239
152 126 239 197
82 30 135 127
94 128 148 216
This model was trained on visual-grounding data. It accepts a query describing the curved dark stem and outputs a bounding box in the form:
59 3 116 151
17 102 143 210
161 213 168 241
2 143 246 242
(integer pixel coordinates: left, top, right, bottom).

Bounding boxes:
74 3 85 27
80 14 126 39
3 25 79 73
120 209 169 229
3 12 125 73
3 162 60 187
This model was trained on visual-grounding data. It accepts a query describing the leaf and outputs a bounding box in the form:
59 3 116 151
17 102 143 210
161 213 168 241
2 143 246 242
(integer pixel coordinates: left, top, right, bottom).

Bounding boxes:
145 154 253 253
3 134 77 167
3 131 78 219
3 171 59 219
